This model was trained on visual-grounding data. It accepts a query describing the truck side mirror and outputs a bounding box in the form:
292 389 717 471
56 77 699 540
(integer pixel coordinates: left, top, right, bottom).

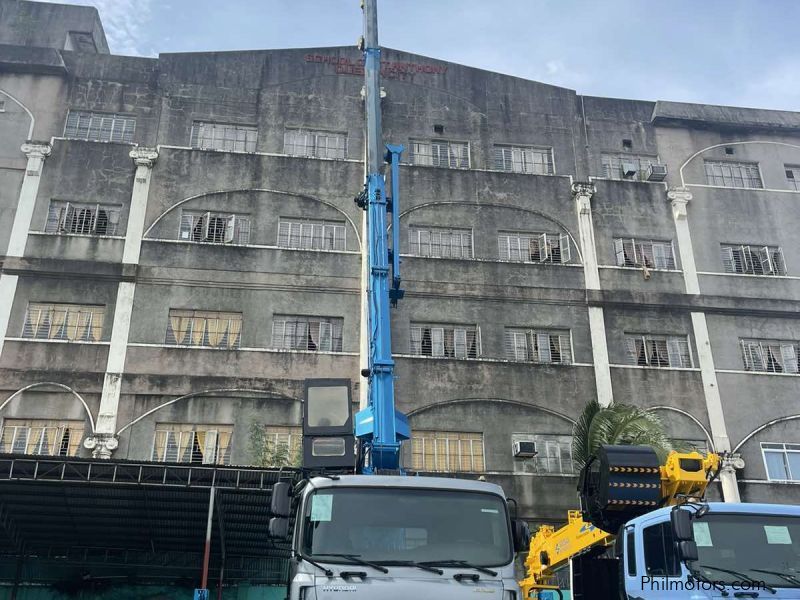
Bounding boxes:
511 519 530 552
268 517 290 539
677 540 698 562
271 481 292 517
670 508 693 541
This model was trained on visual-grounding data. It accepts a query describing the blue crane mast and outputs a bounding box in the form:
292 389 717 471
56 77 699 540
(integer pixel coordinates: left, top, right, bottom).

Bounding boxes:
353 0 410 474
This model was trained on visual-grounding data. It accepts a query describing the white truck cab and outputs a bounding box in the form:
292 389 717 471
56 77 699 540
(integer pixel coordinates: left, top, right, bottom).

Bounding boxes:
618 502 800 600
281 474 526 600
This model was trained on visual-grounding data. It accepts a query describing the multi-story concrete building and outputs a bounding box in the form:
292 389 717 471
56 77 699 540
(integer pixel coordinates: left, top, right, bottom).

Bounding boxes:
1 0 800 527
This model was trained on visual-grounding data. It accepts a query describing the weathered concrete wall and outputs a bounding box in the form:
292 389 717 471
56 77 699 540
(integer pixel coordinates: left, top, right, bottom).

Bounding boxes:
118 393 302 465
0 0 108 53
5 275 118 342
0 10 799 535
581 95 658 179
0 71 69 140
128 283 359 351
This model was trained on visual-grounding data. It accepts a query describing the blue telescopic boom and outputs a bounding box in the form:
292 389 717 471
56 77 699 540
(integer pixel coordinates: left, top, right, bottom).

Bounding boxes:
353 0 409 473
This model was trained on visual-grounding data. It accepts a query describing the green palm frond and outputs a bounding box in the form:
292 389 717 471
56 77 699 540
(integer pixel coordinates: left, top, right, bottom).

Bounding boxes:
572 399 602 469
572 401 673 469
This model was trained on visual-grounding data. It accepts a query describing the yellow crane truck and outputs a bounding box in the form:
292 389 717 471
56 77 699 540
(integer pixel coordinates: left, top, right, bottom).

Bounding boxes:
520 445 800 599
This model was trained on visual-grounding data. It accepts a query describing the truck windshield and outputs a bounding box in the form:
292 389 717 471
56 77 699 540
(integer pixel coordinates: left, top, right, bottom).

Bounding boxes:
693 514 800 588
301 487 512 566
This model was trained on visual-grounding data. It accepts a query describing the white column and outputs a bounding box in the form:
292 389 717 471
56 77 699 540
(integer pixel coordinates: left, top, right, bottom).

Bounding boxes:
85 147 158 458
720 455 743 503
668 186 739 502
667 188 700 295
6 143 51 258
588 307 613 407
0 275 19 359
122 148 159 265
0 142 51 359
573 183 601 291
573 182 613 407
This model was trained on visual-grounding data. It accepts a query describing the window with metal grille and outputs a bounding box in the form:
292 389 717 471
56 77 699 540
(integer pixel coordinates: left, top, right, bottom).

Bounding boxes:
408 226 473 259
704 160 763 189
64 110 136 143
741 339 799 374
762 443 800 482
600 153 658 181
493 145 554 175
190 121 257 153
721 244 787 276
22 303 104 342
165 310 242 349
151 423 233 465
504 328 572 364
409 139 469 169
625 334 692 368
498 231 572 264
614 238 676 270
410 323 480 359
271 315 343 352
283 128 347 159
411 430 484 473
0 419 84 457
251 425 302 467
515 434 574 474
786 165 800 191
178 211 251 245
44 201 122 236
277 219 346 251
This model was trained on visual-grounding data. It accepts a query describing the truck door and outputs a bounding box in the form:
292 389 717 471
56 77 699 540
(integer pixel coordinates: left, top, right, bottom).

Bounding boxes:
622 526 639 599
637 518 684 600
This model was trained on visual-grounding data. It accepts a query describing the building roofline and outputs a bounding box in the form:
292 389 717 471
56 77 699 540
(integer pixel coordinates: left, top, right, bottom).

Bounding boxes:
652 99 800 132
11 0 100 19
3 28 798 127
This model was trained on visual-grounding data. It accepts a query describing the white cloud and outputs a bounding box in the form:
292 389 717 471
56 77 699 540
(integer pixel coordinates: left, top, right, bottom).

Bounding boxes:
95 0 154 56
545 60 562 76
38 0 155 56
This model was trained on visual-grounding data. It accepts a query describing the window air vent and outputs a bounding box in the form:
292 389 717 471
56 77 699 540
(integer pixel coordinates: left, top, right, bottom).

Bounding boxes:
513 440 538 458
620 162 638 178
646 164 668 182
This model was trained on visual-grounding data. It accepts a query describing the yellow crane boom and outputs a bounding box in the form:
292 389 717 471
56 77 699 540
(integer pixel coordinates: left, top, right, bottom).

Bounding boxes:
520 449 720 599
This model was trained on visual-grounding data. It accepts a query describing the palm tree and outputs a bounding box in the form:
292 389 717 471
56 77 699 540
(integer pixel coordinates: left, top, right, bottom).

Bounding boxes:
572 400 674 469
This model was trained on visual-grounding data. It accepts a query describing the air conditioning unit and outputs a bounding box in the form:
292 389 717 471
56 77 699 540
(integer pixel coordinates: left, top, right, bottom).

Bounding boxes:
620 162 638 179
646 164 668 182
513 440 538 458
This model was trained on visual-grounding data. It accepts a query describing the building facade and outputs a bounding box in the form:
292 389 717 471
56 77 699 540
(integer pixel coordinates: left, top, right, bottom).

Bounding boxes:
1 0 800 524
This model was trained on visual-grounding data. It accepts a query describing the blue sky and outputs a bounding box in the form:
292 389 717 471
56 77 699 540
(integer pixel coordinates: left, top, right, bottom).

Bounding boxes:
44 0 800 111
